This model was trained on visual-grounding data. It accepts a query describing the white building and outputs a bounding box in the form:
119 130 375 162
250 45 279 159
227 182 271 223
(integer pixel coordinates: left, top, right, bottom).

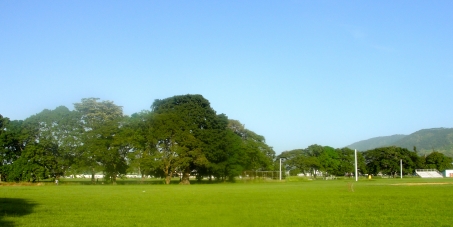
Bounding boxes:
443 170 453 177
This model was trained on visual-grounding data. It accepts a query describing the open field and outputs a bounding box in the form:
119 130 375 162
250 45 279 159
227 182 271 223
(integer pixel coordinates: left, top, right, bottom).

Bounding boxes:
1 177 453 227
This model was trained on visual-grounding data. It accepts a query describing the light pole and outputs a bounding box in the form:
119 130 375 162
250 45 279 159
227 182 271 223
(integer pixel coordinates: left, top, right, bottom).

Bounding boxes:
355 149 358 182
279 158 282 181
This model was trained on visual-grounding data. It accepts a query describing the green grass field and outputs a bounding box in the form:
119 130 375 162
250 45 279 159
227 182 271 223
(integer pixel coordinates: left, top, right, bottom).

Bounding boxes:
1 177 453 227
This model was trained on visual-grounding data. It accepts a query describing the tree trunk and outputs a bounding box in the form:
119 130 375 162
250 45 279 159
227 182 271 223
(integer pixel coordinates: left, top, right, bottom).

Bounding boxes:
112 174 117 185
180 167 191 185
91 168 96 184
164 165 171 184
139 165 144 183
165 175 171 184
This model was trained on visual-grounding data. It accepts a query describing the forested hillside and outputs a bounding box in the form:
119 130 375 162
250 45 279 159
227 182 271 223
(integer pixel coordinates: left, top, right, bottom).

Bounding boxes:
347 135 407 151
347 128 453 157
395 128 453 156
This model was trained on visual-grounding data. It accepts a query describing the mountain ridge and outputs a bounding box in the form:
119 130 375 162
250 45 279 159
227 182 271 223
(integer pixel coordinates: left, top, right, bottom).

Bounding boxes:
346 127 453 157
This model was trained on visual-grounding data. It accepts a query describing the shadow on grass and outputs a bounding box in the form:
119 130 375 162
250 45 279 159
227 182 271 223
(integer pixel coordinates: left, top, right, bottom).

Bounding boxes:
0 198 37 227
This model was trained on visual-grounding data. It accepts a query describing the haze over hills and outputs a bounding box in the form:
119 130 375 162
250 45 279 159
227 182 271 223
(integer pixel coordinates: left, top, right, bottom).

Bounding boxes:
347 128 453 157
347 135 407 151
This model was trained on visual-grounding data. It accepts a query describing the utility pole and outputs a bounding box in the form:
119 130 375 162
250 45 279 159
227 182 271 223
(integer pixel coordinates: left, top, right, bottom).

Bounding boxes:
355 149 358 182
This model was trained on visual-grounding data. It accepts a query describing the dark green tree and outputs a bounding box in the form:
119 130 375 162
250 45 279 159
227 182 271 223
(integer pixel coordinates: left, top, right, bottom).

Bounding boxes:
148 112 186 184
74 98 125 184
357 151 367 175
278 147 321 178
364 146 420 177
125 111 158 180
220 129 246 181
303 144 325 178
241 129 275 171
23 107 82 181
424 151 453 171
0 117 29 181
277 149 305 176
1 117 51 182
335 148 354 176
317 146 340 177
228 120 275 172
197 117 245 182
149 94 228 184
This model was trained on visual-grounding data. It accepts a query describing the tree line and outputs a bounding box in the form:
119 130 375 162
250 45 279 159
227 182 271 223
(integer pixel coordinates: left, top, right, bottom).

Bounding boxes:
279 145 453 178
0 95 276 184
2 94 452 184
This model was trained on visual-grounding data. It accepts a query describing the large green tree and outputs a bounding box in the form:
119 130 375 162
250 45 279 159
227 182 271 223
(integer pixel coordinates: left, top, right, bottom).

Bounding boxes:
216 128 245 181
0 116 28 181
277 149 305 176
196 116 245 182
317 146 340 177
149 94 228 184
333 148 367 176
148 112 187 184
24 107 82 180
302 145 325 178
125 111 158 179
334 148 354 176
2 95 280 184
364 146 421 177
227 120 275 172
278 146 323 178
423 151 453 171
90 118 130 184
279 146 367 178
0 117 50 182
74 98 125 184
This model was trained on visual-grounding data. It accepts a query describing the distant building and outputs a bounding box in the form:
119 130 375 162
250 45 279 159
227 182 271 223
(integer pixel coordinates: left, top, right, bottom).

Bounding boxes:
443 170 453 177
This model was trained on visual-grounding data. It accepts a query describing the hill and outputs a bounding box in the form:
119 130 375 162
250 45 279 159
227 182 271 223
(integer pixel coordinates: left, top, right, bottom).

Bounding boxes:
347 128 453 157
347 134 407 151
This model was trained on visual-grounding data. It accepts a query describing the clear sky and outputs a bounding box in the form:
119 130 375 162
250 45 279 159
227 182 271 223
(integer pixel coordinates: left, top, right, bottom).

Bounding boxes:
1 1 452 154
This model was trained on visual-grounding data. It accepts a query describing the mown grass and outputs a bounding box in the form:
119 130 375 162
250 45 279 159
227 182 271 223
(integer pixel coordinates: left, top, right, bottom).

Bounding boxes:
1 177 453 227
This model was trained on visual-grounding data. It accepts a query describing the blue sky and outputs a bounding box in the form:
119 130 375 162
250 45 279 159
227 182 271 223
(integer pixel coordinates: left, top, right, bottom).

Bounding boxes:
1 1 452 154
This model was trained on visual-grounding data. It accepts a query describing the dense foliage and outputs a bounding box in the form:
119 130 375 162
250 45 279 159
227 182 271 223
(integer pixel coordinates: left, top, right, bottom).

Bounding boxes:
279 145 452 177
0 95 276 184
1 95 452 183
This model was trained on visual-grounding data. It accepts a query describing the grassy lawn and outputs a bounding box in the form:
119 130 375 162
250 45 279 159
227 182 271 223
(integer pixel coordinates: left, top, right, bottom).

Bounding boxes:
1 177 453 226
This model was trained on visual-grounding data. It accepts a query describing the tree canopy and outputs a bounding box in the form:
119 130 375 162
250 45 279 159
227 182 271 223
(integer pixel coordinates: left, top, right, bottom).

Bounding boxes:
279 145 450 178
1 95 452 183
0 95 276 183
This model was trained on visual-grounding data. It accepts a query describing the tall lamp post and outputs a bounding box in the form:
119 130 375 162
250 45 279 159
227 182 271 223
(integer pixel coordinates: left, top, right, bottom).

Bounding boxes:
355 149 358 182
